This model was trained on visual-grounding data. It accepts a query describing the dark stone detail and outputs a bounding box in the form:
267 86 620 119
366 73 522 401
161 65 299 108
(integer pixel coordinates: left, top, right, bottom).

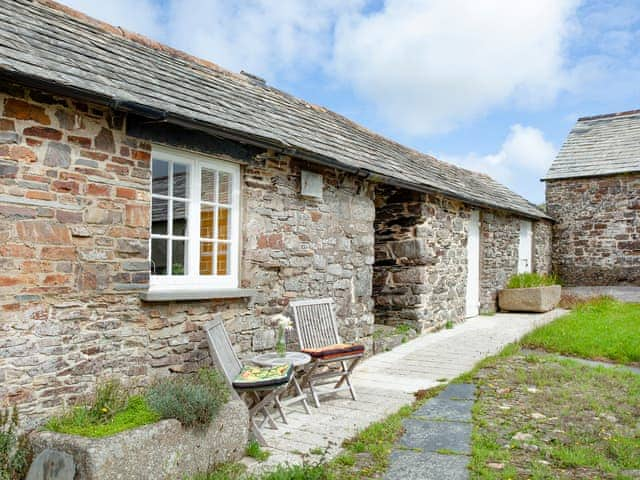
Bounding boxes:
126 114 262 163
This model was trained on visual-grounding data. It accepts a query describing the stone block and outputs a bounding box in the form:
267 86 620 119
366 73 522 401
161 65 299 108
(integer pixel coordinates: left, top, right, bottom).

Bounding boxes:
498 285 561 313
29 400 248 480
44 143 71 168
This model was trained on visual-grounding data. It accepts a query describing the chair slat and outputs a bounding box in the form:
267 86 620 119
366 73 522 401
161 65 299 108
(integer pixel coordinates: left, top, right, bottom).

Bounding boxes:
204 316 242 385
290 298 341 349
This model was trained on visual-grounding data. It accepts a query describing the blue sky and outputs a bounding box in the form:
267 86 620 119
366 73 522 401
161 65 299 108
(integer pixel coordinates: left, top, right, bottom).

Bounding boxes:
60 0 640 204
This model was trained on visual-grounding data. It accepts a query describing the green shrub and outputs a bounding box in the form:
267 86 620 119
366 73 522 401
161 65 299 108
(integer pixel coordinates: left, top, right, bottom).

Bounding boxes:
146 368 229 428
0 406 32 480
506 272 560 289
45 395 160 438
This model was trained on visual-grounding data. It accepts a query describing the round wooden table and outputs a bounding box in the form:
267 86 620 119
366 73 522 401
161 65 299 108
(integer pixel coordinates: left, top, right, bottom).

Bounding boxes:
251 351 312 421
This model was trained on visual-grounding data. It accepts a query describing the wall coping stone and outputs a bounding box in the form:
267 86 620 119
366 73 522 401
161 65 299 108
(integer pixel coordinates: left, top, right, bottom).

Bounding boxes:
140 288 257 302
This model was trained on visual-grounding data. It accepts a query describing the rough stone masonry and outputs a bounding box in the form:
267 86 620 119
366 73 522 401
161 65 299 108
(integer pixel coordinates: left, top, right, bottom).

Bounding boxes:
546 174 640 286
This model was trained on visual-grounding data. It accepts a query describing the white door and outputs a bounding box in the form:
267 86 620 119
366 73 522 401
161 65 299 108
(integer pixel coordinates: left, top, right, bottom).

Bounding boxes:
518 220 533 273
466 210 480 318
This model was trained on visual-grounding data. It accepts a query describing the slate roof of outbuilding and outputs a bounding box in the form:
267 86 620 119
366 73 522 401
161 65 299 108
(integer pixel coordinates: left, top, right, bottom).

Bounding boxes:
0 0 549 219
544 110 640 181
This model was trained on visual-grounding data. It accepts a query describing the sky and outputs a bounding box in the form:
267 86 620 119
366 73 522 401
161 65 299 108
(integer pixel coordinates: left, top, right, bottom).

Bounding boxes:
59 0 640 204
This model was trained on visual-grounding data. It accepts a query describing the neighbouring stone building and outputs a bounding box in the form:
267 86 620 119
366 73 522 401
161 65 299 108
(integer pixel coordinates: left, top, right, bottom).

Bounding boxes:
544 110 640 286
1 0 550 425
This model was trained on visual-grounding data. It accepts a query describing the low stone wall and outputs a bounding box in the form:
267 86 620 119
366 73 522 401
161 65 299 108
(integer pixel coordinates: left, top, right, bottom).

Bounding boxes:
28 400 248 480
546 174 640 286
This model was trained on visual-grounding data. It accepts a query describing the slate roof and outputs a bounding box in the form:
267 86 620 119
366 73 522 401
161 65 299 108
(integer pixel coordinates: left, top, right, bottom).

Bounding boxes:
544 110 640 181
0 0 548 219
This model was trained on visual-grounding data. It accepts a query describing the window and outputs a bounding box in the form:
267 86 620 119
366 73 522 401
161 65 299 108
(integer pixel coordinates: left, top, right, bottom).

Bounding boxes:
149 145 240 291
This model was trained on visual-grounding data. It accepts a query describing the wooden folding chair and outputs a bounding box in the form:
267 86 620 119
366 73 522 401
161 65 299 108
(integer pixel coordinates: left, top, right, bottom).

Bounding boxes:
204 316 292 446
290 298 364 408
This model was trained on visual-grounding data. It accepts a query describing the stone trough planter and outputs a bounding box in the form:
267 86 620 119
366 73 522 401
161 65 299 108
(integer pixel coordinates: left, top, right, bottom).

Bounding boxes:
498 285 561 313
28 400 248 480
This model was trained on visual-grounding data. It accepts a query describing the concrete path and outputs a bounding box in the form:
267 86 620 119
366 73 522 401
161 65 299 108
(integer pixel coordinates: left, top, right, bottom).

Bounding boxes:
245 309 566 473
385 383 476 480
563 286 640 303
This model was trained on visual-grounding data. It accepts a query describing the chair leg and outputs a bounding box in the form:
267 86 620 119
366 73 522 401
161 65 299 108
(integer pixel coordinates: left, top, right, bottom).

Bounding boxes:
292 375 312 415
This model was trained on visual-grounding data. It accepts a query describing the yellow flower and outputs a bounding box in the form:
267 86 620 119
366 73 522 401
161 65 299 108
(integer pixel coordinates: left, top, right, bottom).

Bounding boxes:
101 407 109 413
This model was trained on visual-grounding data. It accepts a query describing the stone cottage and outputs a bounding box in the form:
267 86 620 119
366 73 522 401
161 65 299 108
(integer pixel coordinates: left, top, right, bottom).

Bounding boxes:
544 110 640 286
0 0 551 425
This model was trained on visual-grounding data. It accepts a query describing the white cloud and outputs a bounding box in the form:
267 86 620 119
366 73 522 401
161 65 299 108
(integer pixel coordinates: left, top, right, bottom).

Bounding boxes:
333 0 580 134
164 1 363 80
441 125 557 203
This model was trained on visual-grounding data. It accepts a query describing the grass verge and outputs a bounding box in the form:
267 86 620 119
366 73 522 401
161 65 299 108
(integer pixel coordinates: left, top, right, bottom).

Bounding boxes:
521 297 640 365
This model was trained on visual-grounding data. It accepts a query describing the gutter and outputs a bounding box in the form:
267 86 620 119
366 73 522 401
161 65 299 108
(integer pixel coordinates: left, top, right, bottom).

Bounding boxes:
0 69 551 221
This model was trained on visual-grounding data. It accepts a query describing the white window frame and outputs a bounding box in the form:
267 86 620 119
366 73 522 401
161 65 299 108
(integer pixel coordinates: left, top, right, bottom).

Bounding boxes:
149 144 241 292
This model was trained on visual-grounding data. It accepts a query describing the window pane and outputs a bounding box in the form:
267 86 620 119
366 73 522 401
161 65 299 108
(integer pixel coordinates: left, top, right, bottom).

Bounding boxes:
151 197 168 235
200 204 215 239
200 241 214 275
151 238 167 275
219 171 231 204
152 159 169 195
172 200 188 236
217 207 230 240
201 168 216 203
172 240 187 275
173 163 190 199
217 242 229 275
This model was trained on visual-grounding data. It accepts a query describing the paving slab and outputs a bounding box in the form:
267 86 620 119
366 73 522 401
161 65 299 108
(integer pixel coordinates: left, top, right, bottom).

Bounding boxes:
438 383 476 401
399 419 472 453
385 450 469 480
413 398 474 422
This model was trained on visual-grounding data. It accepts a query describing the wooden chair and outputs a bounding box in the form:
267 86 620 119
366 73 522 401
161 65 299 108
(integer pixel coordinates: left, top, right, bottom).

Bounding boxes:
204 316 292 446
290 298 364 408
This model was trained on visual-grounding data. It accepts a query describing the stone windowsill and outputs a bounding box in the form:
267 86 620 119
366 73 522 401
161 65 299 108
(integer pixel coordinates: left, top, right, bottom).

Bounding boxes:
140 288 256 302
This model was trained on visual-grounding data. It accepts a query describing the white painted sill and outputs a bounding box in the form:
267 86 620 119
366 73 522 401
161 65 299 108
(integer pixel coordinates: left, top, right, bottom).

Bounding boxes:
140 288 256 302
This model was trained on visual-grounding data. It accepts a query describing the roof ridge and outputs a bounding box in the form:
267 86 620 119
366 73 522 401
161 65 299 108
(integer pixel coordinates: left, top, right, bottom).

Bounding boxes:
578 109 640 122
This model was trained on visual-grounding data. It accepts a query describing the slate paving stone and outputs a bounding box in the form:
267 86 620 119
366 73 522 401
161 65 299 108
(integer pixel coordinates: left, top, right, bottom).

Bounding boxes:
385 450 469 480
437 382 476 401
413 398 473 422
399 419 472 453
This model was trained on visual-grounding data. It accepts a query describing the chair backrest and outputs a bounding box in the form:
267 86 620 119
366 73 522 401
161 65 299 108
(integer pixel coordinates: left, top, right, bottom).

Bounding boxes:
290 298 341 349
204 315 243 389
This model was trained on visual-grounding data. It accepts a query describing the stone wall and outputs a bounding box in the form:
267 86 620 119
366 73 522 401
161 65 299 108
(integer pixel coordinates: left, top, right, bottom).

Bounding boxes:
0 85 375 426
373 186 469 332
546 175 640 286
478 210 520 311
533 220 553 275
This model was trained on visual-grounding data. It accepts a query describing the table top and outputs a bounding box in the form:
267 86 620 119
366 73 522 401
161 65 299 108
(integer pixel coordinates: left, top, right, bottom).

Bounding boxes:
251 351 311 367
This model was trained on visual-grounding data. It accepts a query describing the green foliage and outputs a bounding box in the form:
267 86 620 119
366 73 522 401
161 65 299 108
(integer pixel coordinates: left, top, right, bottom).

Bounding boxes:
0 406 32 480
245 440 270 462
506 272 560 289
522 297 640 364
45 396 160 438
445 320 454 329
146 368 229 428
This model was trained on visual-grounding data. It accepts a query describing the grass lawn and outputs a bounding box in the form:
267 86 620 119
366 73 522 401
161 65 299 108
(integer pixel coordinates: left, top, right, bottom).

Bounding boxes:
522 297 640 365
469 350 640 479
